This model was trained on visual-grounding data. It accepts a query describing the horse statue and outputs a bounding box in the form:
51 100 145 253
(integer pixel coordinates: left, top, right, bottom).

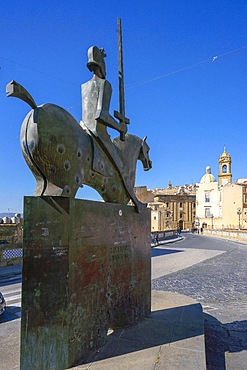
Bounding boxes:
6 81 152 212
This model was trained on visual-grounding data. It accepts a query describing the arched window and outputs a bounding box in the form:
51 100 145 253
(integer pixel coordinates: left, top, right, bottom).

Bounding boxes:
222 164 227 173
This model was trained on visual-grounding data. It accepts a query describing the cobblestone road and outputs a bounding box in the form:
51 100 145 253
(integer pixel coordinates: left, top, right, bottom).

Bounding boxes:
152 234 247 370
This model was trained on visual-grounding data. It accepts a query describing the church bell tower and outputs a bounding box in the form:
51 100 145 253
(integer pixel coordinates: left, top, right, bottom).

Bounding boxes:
218 146 232 186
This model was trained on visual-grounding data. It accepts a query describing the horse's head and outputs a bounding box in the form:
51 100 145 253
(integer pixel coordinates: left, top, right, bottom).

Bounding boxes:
139 136 152 171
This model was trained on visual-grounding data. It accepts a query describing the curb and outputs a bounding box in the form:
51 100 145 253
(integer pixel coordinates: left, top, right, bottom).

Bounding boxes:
151 236 184 248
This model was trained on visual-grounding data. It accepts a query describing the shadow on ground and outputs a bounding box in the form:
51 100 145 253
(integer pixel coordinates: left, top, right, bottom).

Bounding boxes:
0 275 22 287
204 313 247 370
151 248 183 257
76 302 203 366
0 306 21 323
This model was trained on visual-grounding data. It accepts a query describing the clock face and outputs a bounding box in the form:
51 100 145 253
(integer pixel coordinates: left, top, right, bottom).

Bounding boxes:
222 164 227 173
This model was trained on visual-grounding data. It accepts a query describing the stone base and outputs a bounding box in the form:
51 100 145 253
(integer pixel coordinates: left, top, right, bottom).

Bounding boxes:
20 197 151 370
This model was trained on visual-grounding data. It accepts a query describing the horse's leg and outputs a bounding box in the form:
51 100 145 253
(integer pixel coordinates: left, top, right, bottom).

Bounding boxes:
42 181 64 196
123 177 147 213
33 176 46 196
129 191 147 213
34 175 72 197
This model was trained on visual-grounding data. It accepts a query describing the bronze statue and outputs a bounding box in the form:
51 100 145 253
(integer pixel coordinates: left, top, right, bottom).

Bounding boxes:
6 40 151 212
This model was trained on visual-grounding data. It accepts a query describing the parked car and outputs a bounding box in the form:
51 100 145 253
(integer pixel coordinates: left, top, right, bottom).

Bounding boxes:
0 292 6 315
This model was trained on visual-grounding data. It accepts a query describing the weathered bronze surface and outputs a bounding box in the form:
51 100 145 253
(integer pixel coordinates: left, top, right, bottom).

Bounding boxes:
6 80 151 212
20 197 151 369
6 39 151 213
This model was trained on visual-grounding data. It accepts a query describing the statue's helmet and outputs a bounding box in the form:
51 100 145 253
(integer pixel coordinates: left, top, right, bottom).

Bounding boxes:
87 46 106 78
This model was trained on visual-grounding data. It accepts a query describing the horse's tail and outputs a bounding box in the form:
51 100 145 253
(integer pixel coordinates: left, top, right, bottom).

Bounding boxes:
6 80 37 109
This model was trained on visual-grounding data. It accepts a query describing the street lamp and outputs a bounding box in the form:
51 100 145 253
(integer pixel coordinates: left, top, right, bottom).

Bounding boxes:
211 214 214 229
237 208 242 230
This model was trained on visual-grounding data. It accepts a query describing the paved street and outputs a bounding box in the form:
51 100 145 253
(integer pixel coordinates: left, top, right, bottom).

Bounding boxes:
0 234 246 369
152 233 247 369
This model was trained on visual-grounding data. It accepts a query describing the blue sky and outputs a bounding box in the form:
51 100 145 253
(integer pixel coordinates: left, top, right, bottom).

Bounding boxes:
1 0 247 213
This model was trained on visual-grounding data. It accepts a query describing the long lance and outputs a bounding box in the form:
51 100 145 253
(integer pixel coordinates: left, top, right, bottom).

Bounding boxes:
114 18 130 141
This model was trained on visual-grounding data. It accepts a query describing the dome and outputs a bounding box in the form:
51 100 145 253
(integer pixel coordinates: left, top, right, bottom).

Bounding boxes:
200 166 216 183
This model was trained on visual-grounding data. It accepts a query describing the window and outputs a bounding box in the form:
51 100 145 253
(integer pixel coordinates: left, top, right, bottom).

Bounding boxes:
154 216 156 220
180 202 182 208
205 208 211 218
180 212 183 219
166 202 169 207
205 192 210 202
222 164 227 173
244 194 247 204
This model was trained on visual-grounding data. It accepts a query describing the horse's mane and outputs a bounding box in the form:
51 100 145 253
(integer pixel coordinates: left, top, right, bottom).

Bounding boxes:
113 134 142 153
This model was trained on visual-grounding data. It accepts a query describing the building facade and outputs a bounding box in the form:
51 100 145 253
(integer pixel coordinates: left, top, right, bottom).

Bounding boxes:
196 147 247 230
195 165 222 228
135 184 196 231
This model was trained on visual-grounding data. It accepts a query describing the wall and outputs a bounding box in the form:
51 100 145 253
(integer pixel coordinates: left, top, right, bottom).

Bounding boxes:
196 181 220 220
0 223 23 243
222 183 242 228
135 186 154 203
151 230 178 245
203 228 247 243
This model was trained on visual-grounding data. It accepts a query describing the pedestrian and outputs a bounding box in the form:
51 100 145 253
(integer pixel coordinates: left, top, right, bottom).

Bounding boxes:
155 234 159 245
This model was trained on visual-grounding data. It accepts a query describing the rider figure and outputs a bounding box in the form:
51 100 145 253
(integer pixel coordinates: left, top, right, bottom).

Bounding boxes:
81 46 146 212
81 46 127 175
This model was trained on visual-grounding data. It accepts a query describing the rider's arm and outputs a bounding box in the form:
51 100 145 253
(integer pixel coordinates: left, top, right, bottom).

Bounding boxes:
96 110 127 134
95 80 127 134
